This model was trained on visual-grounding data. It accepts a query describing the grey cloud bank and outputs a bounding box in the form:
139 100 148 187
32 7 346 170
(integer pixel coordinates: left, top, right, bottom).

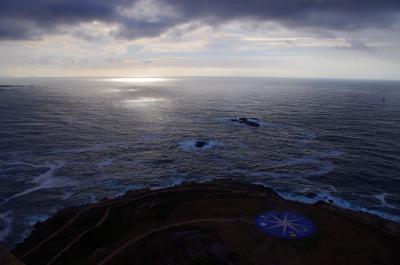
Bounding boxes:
1 0 400 40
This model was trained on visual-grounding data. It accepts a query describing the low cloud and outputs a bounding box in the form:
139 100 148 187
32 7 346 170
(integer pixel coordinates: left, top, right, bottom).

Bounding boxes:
0 0 399 41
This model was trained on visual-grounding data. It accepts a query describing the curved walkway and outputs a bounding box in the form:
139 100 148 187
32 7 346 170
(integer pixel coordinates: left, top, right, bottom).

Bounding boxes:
97 218 253 265
16 186 239 264
47 208 111 265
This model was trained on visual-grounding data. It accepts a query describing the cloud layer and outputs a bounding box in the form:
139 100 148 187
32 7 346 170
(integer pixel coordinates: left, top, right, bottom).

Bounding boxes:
1 0 400 40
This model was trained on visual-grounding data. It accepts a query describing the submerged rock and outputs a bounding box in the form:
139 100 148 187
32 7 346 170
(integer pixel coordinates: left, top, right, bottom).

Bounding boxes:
245 120 260 127
179 139 218 151
195 141 209 148
231 117 260 127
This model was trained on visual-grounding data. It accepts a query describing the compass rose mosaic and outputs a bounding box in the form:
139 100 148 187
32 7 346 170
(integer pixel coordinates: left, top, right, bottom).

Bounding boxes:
256 211 316 239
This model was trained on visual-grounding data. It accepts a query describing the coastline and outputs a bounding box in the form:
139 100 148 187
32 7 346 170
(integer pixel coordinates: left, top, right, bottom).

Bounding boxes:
4 180 399 265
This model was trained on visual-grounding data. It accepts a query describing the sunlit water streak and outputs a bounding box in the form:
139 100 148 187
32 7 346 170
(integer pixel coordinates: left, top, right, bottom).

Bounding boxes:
105 77 171 83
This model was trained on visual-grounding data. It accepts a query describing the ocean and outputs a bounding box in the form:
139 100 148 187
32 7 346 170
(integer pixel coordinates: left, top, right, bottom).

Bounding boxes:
0 77 399 248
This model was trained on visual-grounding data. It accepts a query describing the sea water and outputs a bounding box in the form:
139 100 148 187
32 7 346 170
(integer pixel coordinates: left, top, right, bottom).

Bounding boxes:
0 77 399 247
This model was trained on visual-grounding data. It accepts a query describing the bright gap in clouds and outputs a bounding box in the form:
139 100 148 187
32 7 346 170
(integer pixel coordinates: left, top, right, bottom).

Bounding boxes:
0 0 399 80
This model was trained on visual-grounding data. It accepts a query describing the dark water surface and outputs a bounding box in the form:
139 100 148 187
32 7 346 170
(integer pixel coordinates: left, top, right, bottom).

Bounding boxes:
0 77 399 247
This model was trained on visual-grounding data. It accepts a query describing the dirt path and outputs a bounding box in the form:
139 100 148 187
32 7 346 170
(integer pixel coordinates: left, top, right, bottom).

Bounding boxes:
17 207 92 261
97 218 253 265
12 181 400 265
46 208 111 265
17 186 238 263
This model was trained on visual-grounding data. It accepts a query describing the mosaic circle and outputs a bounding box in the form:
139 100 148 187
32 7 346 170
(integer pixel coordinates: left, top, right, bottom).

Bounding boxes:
256 211 316 239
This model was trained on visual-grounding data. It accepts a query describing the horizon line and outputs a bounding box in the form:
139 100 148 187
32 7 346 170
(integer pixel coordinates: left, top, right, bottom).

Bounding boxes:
1 75 400 82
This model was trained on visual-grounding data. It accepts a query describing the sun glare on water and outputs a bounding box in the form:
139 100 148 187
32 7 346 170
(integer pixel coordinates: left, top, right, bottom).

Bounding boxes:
122 97 167 108
106 77 170 83
126 97 164 103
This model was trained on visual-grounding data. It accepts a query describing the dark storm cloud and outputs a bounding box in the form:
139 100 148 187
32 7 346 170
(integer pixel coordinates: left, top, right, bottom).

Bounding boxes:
0 0 399 40
0 0 127 40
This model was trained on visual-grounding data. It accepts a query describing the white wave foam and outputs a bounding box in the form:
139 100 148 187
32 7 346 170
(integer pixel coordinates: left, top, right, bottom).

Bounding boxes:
357 208 400 222
257 120 287 128
5 161 67 202
179 139 221 151
51 144 106 154
97 178 143 199
318 150 344 158
97 159 113 169
280 190 353 208
3 160 46 168
238 158 334 179
304 132 317 140
374 193 398 209
114 184 139 197
62 191 74 200
301 161 334 177
296 132 317 144
272 156 320 167
51 141 126 154
24 214 49 227
0 211 13 243
150 176 185 190
89 194 98 203
254 183 400 222
267 152 337 178
16 214 53 246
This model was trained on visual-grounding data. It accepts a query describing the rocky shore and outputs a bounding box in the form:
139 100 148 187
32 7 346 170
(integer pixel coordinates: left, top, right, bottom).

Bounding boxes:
3 181 400 265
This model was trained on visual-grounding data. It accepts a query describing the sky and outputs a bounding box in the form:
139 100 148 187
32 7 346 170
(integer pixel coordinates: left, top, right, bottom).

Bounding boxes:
0 0 400 80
